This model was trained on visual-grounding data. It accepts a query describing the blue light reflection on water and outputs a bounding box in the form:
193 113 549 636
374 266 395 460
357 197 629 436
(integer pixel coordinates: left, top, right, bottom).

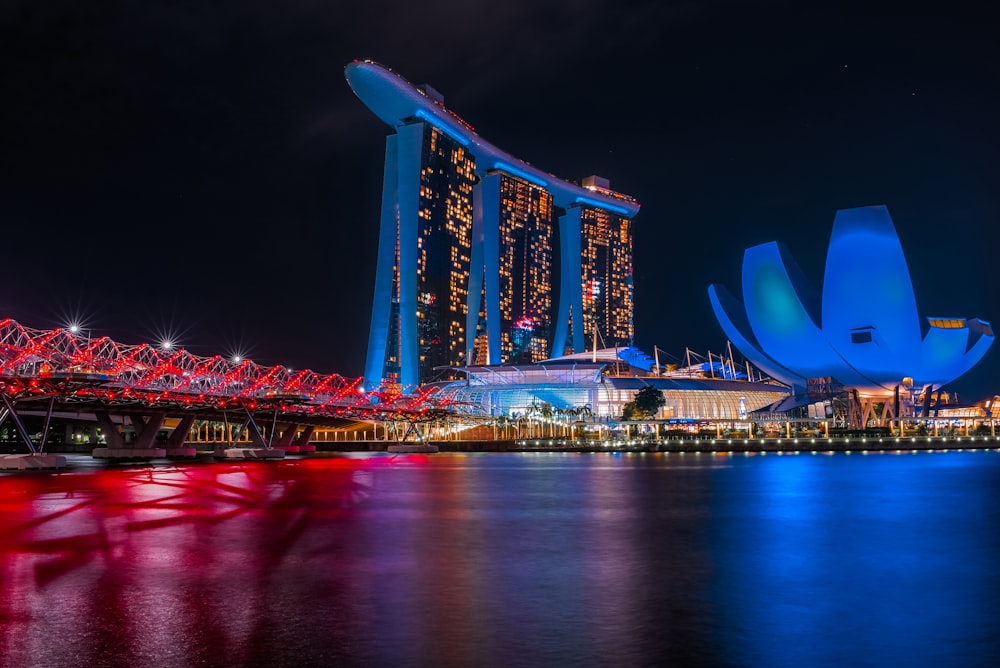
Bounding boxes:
708 451 1000 667
0 451 998 667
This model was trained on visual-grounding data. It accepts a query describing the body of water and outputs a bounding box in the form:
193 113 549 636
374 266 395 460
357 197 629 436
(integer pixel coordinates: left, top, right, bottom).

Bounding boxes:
2 450 999 667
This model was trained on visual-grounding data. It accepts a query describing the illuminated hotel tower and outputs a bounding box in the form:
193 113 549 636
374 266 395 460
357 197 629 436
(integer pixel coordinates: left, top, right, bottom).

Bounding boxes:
346 61 639 389
469 171 555 366
577 176 634 349
364 116 476 388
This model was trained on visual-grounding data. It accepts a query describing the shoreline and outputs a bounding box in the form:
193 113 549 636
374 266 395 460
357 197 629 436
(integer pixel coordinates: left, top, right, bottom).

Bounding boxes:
3 435 998 469
314 434 1000 454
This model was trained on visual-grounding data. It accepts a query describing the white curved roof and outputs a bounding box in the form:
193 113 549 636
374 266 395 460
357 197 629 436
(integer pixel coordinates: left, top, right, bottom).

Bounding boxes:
345 60 640 217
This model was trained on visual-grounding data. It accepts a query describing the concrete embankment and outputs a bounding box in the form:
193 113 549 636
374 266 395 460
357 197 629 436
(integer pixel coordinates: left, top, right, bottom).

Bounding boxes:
0 454 68 470
496 435 1000 454
11 437 990 464
315 435 1000 454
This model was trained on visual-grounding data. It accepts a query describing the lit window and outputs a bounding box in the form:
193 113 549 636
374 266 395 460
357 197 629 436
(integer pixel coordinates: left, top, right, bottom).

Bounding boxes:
928 318 966 329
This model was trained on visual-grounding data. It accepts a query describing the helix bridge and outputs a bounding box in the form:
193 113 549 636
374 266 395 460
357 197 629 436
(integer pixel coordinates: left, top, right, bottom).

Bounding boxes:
0 317 463 460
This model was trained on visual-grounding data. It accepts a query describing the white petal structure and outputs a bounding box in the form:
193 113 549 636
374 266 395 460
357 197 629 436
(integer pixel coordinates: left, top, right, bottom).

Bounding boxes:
709 205 993 393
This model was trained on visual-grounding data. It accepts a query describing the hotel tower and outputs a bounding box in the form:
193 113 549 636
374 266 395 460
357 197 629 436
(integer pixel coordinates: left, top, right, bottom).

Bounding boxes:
346 61 640 390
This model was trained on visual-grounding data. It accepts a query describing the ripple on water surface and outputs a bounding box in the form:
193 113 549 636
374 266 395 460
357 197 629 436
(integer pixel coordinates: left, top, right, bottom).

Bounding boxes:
1 451 999 667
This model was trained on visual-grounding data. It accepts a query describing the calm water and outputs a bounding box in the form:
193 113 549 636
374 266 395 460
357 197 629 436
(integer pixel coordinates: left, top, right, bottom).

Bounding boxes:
2 451 999 667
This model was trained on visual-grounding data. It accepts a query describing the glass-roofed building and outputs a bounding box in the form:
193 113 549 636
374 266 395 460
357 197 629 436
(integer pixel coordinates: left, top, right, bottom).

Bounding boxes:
440 347 789 422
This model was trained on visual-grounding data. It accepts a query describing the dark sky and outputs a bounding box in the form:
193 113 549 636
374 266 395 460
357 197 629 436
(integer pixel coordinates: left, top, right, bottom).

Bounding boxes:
3 1 999 399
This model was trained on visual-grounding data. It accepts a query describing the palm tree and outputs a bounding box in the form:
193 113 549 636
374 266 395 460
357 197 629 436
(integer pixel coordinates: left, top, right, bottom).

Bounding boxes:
537 403 554 437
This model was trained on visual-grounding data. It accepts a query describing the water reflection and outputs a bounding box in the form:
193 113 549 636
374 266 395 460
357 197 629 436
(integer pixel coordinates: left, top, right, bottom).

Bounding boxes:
0 456 387 667
709 451 1000 667
1 451 999 667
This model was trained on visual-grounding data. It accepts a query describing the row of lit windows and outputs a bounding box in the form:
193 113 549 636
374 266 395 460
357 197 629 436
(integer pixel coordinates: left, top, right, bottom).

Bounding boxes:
577 207 634 346
496 175 555 357
928 318 966 329
396 126 636 380
411 128 478 377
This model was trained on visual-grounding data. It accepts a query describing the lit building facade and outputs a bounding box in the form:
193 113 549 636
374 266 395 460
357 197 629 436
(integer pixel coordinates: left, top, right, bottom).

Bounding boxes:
415 127 476 379
577 178 634 350
439 348 788 421
363 121 476 388
469 171 555 366
346 60 639 389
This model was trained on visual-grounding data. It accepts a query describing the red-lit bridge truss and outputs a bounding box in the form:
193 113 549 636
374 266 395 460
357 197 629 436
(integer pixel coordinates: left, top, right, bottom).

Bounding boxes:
0 318 461 423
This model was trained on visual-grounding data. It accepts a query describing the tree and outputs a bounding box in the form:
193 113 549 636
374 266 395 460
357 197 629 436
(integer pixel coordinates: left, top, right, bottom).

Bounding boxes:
622 386 666 420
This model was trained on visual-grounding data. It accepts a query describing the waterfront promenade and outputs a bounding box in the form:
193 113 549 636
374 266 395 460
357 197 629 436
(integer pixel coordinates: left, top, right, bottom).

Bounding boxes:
6 424 1000 465
318 433 1000 455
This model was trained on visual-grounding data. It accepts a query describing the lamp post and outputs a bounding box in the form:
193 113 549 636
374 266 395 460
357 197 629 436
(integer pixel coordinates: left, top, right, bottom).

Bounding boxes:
68 324 91 343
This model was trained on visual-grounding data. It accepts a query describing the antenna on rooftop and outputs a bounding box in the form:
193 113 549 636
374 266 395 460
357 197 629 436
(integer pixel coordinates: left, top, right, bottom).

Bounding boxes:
591 323 609 364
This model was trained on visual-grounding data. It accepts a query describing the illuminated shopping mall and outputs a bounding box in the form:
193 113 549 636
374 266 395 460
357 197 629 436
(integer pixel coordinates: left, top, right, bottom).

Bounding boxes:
438 347 789 424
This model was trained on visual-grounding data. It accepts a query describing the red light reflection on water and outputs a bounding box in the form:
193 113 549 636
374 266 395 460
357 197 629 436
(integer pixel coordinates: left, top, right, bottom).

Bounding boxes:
0 456 401 666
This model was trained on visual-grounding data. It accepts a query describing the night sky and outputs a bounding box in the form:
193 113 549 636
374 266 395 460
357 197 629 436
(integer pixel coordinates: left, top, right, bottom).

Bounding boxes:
3 2 999 399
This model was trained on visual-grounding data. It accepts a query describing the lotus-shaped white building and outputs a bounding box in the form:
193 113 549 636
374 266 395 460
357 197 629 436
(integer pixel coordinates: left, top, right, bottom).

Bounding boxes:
709 205 993 395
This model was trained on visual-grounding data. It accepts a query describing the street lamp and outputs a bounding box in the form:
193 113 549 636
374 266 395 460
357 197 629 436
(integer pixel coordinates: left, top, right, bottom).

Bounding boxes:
67 323 91 340
66 322 95 373
66 322 93 345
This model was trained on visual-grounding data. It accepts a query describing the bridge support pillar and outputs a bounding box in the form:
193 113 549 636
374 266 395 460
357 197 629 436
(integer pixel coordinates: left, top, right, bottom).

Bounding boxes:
131 412 167 449
94 412 126 449
243 411 270 448
165 415 197 458
0 396 67 469
295 426 316 452
275 424 299 453
272 424 315 453
93 411 166 461
214 410 285 460
168 415 196 447
275 425 298 448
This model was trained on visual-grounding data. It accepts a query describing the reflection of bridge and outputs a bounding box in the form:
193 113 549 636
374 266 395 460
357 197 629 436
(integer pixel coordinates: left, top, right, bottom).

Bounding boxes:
0 317 461 464
0 456 391 665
